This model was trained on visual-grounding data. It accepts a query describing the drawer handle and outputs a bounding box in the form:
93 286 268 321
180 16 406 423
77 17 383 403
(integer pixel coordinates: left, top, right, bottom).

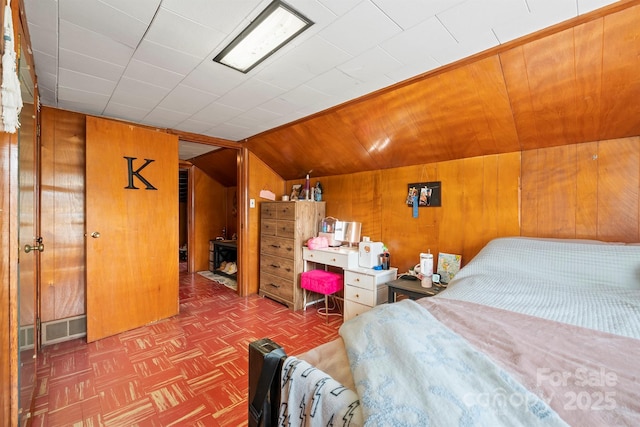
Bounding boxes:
270 244 281 249
268 283 280 289
270 263 280 268
355 294 360 298
331 257 336 262
355 278 360 282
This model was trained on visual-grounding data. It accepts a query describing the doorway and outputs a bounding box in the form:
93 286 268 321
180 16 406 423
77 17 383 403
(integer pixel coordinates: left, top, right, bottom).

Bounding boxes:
179 144 243 293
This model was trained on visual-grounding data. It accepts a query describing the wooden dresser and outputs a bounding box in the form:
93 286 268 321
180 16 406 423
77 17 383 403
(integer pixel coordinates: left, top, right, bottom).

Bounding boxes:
259 201 325 310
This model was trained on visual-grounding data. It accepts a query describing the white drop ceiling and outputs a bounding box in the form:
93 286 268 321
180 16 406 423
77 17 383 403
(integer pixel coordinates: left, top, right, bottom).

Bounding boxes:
24 0 619 159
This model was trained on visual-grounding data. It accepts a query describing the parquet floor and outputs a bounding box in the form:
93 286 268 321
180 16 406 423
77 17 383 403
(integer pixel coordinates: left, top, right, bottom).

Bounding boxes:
29 265 342 426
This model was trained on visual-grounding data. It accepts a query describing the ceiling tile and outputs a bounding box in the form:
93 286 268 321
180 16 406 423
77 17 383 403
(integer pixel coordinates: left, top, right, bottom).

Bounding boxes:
132 40 202 75
493 0 576 43
24 23 57 58
142 107 192 129
182 61 246 96
161 0 261 34
159 84 219 115
58 68 117 96
124 59 185 90
59 48 125 82
215 79 285 111
316 0 361 16
59 0 149 48
174 118 216 135
371 0 466 29
191 102 244 125
108 77 171 110
146 7 225 58
338 47 403 81
578 0 619 14
99 0 162 23
103 102 150 122
57 86 110 109
59 20 134 67
319 1 402 56
306 69 360 97
24 0 58 31
438 0 528 43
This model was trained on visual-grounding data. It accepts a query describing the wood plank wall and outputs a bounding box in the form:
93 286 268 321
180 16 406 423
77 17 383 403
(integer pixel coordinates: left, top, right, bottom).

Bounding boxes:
286 152 521 274
40 107 86 323
522 137 640 241
283 136 640 274
192 167 227 272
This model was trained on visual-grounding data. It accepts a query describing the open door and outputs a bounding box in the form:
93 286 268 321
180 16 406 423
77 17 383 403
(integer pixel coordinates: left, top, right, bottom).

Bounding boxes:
85 117 179 342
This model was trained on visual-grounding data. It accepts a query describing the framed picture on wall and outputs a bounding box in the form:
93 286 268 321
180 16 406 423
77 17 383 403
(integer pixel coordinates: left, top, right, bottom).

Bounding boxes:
406 182 441 207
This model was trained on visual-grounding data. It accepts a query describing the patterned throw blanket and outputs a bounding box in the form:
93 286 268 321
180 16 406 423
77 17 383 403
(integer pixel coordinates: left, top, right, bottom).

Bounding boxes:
279 357 362 426
339 299 568 427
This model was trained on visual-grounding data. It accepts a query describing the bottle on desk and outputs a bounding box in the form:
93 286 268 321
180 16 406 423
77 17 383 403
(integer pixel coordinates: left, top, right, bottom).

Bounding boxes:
420 252 433 288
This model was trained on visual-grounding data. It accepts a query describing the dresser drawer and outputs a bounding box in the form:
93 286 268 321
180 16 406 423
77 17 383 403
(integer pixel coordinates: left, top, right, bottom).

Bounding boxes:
274 203 295 220
260 254 295 280
344 271 376 291
261 219 277 236
275 220 295 238
259 272 294 303
345 283 375 306
261 235 295 259
261 203 277 220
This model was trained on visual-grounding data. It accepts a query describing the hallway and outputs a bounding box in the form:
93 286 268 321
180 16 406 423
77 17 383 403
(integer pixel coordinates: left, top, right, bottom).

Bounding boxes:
28 268 341 426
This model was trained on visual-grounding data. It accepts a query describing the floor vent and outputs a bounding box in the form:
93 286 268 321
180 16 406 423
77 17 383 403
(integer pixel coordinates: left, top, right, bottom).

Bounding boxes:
19 325 35 351
42 315 87 346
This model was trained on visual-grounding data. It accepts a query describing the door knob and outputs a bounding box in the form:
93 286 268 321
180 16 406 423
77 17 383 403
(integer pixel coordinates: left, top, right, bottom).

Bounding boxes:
24 243 44 253
91 231 101 238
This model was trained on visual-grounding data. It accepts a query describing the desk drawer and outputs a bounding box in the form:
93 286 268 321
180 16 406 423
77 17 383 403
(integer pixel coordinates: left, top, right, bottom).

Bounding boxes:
344 271 375 291
260 254 295 280
345 284 375 306
275 220 295 238
344 300 371 322
304 248 351 268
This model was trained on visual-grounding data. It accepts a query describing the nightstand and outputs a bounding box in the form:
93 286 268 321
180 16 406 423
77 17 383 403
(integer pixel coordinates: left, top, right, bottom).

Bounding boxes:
387 278 445 302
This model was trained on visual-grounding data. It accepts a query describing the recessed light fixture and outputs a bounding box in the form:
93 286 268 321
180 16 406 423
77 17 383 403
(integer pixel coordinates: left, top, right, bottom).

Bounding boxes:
213 0 313 73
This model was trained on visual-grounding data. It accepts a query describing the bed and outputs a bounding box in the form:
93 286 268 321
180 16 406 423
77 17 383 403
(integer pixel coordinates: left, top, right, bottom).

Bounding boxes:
248 237 640 426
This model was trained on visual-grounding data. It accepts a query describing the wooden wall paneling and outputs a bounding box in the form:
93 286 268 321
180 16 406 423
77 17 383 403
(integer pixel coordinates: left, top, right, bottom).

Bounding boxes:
436 159 465 260
600 4 640 139
248 152 286 295
500 46 537 151
460 156 486 260
496 151 521 238
192 167 227 272
538 145 578 238
379 164 439 273
1 130 18 427
596 137 640 241
575 141 599 238
226 186 238 239
525 29 580 148
481 156 500 251
574 19 603 143
520 149 539 236
39 107 86 322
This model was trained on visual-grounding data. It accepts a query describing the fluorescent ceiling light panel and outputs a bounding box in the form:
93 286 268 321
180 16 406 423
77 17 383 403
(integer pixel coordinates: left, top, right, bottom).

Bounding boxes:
214 0 313 73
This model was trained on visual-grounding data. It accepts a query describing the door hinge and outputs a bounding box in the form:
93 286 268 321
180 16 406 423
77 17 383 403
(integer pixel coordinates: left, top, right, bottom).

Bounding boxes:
36 124 41 137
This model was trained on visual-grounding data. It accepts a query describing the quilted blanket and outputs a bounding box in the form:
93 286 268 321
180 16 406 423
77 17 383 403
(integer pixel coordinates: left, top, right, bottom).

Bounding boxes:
339 299 568 426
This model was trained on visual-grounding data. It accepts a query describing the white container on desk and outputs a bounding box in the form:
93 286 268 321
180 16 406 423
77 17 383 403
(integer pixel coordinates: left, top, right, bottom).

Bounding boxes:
343 267 397 322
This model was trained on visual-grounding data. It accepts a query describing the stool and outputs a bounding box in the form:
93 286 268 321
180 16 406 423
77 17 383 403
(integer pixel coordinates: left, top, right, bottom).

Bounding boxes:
301 270 343 322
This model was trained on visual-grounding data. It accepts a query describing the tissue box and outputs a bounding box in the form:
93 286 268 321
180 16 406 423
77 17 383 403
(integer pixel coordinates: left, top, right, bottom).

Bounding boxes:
359 241 384 268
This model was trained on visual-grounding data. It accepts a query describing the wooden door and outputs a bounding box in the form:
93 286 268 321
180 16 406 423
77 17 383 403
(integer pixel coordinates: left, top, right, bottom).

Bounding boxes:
85 117 179 342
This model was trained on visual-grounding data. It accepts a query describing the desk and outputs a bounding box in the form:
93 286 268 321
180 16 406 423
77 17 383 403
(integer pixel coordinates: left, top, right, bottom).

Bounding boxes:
387 278 444 302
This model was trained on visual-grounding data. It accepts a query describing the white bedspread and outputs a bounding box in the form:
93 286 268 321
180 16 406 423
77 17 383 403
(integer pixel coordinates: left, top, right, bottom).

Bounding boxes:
440 237 640 338
339 299 568 427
